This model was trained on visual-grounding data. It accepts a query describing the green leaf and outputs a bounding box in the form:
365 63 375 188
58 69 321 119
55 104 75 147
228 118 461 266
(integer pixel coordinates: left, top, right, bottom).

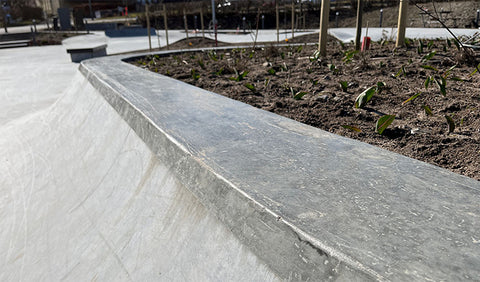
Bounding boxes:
470 63 480 76
191 69 200 80
376 115 395 134
214 67 224 76
403 92 421 104
395 66 405 78
445 115 455 133
293 92 308 100
444 65 456 77
328 63 337 73
267 68 276 75
342 50 358 64
423 105 433 116
354 86 376 108
376 81 386 94
340 81 348 92
425 76 431 89
427 40 434 49
434 76 447 96
342 125 362 132
239 70 249 80
421 51 436 62
450 77 463 82
244 83 256 92
420 65 438 72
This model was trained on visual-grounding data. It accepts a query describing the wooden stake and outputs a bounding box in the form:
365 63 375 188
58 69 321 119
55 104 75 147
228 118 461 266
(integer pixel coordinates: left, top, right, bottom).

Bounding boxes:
163 4 169 49
200 8 205 38
183 7 189 39
318 0 330 56
396 0 408 47
146 4 152 52
355 0 364 50
291 1 295 39
276 0 279 43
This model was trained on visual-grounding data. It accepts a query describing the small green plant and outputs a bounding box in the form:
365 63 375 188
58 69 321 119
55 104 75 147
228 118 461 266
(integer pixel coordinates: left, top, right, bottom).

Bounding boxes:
197 59 205 69
421 51 436 62
423 105 433 116
445 115 455 133
293 91 308 100
341 125 362 132
417 40 425 54
264 78 270 87
207 50 218 61
427 40 434 49
402 92 421 104
244 83 256 92
470 62 480 76
342 50 358 64
230 69 249 81
191 69 200 80
395 65 407 77
267 68 276 75
214 67 224 76
328 64 339 74
434 76 447 96
354 86 376 108
376 115 396 134
309 50 321 62
339 81 348 92
354 82 386 109
404 38 412 47
310 79 319 86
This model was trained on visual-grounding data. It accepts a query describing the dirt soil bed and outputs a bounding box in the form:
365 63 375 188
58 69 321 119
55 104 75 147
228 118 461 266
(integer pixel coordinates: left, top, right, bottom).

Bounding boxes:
132 34 480 181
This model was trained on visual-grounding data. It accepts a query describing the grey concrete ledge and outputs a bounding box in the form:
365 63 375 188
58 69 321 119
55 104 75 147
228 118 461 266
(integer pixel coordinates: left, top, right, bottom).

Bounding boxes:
80 48 480 281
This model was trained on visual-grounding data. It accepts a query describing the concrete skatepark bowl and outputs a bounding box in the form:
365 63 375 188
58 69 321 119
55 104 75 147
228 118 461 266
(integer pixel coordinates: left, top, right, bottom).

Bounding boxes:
1 36 480 280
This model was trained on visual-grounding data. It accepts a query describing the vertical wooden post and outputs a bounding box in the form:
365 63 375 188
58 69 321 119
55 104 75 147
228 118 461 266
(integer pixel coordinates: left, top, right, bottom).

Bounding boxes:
183 7 189 39
355 0 364 50
163 4 169 49
200 8 205 38
396 0 408 47
291 1 295 39
318 0 330 56
146 4 152 52
276 0 279 43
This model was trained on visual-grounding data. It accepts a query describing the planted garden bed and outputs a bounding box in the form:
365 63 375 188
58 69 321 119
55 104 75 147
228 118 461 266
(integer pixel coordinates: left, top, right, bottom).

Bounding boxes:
132 34 480 180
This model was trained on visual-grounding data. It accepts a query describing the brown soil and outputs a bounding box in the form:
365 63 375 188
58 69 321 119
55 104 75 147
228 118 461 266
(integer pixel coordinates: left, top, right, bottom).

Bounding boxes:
35 32 85 46
132 34 480 181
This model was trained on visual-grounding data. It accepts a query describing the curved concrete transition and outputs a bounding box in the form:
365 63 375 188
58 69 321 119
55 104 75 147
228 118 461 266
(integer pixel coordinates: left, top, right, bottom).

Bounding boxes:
1 47 480 281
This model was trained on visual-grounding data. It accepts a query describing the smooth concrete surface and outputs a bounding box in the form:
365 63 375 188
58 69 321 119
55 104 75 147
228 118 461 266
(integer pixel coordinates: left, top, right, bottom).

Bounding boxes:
329 27 480 43
0 45 77 126
0 72 280 281
77 51 480 280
